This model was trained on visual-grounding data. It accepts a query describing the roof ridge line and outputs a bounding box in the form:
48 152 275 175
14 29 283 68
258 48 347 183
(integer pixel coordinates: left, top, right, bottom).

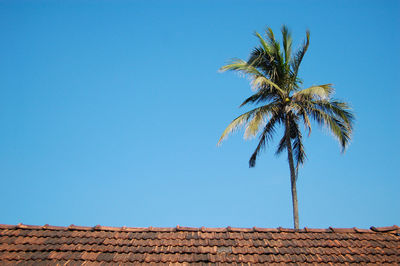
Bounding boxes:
0 224 398 234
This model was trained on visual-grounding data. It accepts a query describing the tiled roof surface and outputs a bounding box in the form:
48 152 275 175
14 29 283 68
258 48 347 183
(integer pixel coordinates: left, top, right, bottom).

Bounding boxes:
0 224 399 265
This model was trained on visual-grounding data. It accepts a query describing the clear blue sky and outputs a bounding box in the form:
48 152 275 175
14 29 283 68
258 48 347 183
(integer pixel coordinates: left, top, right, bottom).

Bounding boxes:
0 0 399 229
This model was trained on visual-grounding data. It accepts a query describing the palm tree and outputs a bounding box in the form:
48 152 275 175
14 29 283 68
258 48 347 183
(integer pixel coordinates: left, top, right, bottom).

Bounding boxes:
218 26 354 229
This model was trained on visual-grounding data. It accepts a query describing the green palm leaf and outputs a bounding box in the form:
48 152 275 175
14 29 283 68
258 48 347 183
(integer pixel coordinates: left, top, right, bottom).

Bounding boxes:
217 103 279 145
249 113 282 167
293 84 334 100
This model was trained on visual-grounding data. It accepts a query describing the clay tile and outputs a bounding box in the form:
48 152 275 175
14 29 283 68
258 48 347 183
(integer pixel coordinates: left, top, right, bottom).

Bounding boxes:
45 224 67 231
227 226 232 232
205 227 226 232
17 223 42 229
72 225 92 231
154 227 174 232
201 226 206 232
353 227 372 233
305 228 328 233
177 226 197 231
68 224 77 230
279 227 295 232
265 228 280 232
0 224 16 229
176 225 180 231
121 226 127 231
253 227 268 232
228 227 246 232
370 225 399 232
329 227 355 233
370 226 378 232
103 225 121 231
31 224 43 229
253 227 278 233
180 226 199 231
124 227 147 232
16 223 26 229
93 225 102 231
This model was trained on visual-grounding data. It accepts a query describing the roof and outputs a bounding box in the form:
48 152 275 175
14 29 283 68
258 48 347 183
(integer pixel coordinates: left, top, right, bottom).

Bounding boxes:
0 224 399 265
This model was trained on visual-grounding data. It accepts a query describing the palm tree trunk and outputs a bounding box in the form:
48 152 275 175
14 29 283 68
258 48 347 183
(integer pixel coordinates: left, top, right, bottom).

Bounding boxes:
286 123 299 229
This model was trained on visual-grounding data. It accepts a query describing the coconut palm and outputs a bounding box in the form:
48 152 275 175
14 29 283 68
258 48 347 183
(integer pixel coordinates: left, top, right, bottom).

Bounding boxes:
218 26 354 229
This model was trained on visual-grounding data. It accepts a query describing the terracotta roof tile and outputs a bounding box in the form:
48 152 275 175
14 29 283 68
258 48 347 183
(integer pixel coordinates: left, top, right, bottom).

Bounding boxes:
0 224 398 264
371 225 399 232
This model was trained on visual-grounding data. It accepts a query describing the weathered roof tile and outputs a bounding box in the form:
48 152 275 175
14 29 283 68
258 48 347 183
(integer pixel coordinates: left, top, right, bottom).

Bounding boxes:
0 224 398 264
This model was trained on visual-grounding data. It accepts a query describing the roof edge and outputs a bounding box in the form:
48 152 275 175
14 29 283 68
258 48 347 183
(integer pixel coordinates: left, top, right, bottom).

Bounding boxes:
0 223 399 234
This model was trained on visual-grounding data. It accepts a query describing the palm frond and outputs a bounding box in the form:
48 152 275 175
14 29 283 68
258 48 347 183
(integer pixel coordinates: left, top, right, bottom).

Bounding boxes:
248 47 266 66
239 91 277 107
254 32 270 54
217 103 279 145
244 108 265 139
281 25 292 64
247 47 274 77
300 108 312 136
291 120 307 177
303 104 352 151
327 100 355 128
251 76 286 97
275 131 287 156
219 59 263 77
290 30 310 82
265 27 284 73
293 84 334 100
249 113 282 167
266 27 280 56
217 110 254 146
310 99 354 130
266 28 276 45
220 59 286 97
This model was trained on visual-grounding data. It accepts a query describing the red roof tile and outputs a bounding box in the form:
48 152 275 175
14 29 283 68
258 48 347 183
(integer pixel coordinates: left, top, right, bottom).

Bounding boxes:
0 224 399 264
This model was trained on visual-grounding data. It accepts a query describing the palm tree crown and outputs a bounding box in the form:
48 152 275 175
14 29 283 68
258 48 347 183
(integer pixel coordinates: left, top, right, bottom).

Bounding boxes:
218 26 354 229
